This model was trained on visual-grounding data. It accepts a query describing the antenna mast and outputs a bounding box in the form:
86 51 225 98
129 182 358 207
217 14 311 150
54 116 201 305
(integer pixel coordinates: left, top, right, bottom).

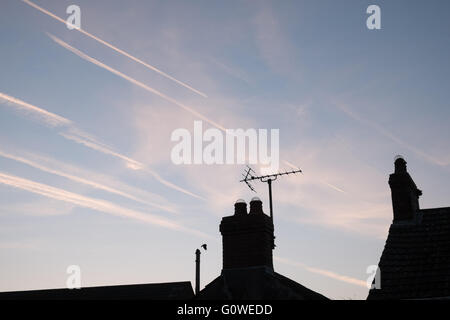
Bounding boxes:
240 166 302 244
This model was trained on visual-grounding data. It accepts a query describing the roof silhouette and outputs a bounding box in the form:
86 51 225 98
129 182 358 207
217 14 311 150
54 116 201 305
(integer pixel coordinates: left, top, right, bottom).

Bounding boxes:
197 198 328 300
0 282 194 300
368 207 450 299
368 158 450 300
197 266 327 300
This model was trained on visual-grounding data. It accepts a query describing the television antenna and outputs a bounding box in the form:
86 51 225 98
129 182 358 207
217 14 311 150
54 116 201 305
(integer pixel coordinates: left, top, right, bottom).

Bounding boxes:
240 166 302 222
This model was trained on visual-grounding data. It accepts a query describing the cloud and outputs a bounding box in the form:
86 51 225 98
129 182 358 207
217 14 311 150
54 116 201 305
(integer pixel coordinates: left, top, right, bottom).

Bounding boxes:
0 171 210 238
0 199 74 217
252 4 300 76
209 57 252 85
275 256 367 288
21 0 207 98
334 100 450 168
0 91 202 200
59 131 144 170
0 241 38 250
284 160 346 194
0 148 178 214
274 138 393 239
60 131 204 200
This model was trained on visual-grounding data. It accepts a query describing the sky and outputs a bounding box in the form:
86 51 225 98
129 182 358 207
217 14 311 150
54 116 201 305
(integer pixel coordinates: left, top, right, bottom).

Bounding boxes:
0 0 449 300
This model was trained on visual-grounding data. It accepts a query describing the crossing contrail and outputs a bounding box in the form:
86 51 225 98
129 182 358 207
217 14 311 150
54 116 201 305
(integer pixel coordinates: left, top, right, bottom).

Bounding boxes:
21 0 207 98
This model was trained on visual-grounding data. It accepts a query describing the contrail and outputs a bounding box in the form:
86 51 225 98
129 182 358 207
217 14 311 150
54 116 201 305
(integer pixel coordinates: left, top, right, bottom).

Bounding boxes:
0 91 203 200
21 0 207 98
283 160 301 171
0 149 177 214
0 92 71 127
0 171 210 238
48 34 225 131
61 131 205 200
284 160 346 194
49 34 337 185
320 181 346 194
45 35 303 189
274 256 367 288
335 101 450 168
60 132 144 170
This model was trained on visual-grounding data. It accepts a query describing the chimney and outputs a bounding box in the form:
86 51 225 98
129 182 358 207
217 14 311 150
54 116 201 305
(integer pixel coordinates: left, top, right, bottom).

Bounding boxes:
220 198 274 270
389 156 422 222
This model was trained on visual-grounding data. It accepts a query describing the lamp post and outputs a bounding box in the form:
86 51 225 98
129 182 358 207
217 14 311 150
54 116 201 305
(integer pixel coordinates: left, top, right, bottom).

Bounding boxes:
195 244 207 295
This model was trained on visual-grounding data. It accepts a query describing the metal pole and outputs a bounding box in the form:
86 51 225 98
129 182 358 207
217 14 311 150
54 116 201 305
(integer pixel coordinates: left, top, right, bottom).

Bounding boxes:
268 179 273 220
195 249 200 295
268 179 275 249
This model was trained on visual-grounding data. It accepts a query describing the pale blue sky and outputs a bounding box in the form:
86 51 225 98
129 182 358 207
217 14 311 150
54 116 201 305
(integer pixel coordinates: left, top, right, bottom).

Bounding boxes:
1 0 449 299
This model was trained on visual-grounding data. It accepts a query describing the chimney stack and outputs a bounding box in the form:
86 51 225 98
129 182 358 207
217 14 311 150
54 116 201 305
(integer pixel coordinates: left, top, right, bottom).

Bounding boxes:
220 198 274 270
389 156 422 222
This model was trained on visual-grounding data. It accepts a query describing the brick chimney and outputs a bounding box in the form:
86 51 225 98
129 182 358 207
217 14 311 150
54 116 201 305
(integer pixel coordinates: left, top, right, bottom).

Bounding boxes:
389 156 422 222
220 197 274 270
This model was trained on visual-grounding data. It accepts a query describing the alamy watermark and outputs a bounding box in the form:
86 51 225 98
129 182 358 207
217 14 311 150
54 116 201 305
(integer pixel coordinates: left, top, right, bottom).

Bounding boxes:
66 265 81 289
171 121 280 174
66 5 81 30
366 5 381 30
366 265 381 289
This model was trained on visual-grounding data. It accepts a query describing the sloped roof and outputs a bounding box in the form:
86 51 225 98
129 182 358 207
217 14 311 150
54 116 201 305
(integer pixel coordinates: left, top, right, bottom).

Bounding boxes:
368 207 450 300
0 281 194 300
197 266 328 300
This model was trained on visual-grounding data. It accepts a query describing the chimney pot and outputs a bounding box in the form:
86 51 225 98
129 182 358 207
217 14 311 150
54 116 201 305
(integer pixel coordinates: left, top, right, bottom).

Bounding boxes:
234 199 247 215
249 197 264 214
394 155 407 173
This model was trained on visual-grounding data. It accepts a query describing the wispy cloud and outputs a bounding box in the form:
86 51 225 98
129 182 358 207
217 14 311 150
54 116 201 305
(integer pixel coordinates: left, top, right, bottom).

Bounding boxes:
0 92 71 127
47 34 225 131
59 131 144 170
0 171 210 238
21 0 207 98
47 35 312 184
0 241 38 250
275 256 367 288
0 198 74 217
334 101 450 168
252 5 299 76
284 160 347 194
0 149 177 214
0 91 202 200
60 131 204 200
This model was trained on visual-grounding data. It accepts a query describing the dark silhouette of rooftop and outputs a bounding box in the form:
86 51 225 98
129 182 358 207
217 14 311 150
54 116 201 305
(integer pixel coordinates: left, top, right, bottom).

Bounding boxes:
0 188 326 300
0 282 194 300
368 157 450 300
197 197 327 300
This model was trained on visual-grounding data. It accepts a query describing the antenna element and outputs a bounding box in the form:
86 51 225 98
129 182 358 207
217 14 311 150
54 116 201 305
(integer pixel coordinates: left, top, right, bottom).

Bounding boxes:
240 166 302 248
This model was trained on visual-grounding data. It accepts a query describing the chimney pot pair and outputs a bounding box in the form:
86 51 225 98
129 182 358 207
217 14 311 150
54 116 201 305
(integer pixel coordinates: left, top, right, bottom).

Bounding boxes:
222 197 274 270
234 197 264 215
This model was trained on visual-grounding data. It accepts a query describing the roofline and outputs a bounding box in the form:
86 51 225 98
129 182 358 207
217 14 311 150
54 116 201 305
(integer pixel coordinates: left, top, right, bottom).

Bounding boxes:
419 206 450 212
0 281 193 295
